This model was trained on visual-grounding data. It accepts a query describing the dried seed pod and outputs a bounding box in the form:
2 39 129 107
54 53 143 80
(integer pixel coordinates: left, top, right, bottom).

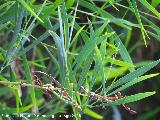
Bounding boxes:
61 89 68 97
122 104 137 114
76 105 82 113
33 75 43 87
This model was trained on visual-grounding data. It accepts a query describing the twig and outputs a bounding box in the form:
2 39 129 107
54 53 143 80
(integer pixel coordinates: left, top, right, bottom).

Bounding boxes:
0 71 137 114
0 80 82 112
81 86 137 114
0 81 60 90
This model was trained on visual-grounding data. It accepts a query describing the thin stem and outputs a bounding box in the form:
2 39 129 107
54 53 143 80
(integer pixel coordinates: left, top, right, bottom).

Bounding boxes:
0 80 82 112
0 81 60 90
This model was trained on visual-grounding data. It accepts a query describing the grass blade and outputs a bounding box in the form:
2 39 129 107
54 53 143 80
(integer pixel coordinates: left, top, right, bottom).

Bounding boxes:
139 0 160 18
128 0 149 46
107 59 160 92
5 4 24 62
83 108 103 119
103 91 155 106
108 73 159 96
18 31 50 56
73 21 108 72
18 0 44 23
49 31 67 86
68 0 79 49
22 54 37 112
106 25 135 71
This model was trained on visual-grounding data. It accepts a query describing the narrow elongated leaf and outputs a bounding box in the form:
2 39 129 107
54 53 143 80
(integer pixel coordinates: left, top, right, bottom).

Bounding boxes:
0 104 33 114
139 0 160 18
43 45 60 72
77 52 94 90
70 25 85 47
151 0 160 7
108 73 159 96
136 107 160 120
5 5 24 62
107 59 160 92
58 6 69 86
68 0 79 49
0 1 15 10
142 16 160 35
95 46 106 93
49 31 67 85
18 0 44 23
74 21 108 72
0 99 43 114
28 61 46 68
18 31 50 56
107 25 135 72
83 108 103 119
22 55 37 112
90 47 102 91
107 0 119 11
106 57 135 67
66 0 75 9
0 21 10 31
89 67 128 84
60 2 69 49
128 0 148 46
10 70 22 114
74 22 89 41
103 92 155 106
79 0 130 29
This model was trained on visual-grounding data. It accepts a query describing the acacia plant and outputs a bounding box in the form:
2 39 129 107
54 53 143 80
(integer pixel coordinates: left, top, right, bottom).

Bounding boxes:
0 0 160 119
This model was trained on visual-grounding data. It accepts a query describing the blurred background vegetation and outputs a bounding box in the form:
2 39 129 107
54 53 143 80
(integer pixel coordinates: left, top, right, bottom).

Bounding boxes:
0 0 160 120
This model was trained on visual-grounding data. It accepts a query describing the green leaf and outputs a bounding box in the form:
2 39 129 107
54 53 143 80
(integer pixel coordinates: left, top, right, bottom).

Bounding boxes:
142 16 160 35
139 0 160 18
68 0 78 49
66 0 75 9
83 108 103 119
136 107 160 120
18 0 44 23
103 91 155 106
5 5 24 63
128 0 148 46
10 70 22 114
108 73 159 96
0 21 11 31
43 45 60 72
106 57 135 68
58 6 68 84
106 25 135 72
0 104 33 114
28 61 46 68
18 31 50 56
107 0 119 11
22 54 37 112
0 99 44 114
77 52 94 90
0 1 15 10
74 21 108 72
107 59 160 92
90 47 102 91
151 0 160 7
59 2 69 49
79 0 130 29
49 30 67 86
70 25 85 47
89 67 128 84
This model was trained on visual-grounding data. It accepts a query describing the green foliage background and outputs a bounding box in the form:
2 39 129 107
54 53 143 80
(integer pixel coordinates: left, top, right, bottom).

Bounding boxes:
0 0 160 120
